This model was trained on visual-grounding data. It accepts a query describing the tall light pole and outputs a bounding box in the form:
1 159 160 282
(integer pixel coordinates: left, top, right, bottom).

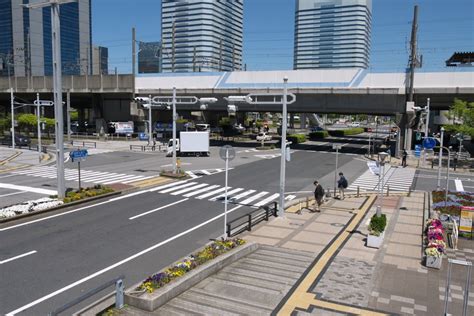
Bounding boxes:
437 127 444 189
278 77 288 218
10 88 15 149
36 93 42 162
422 98 430 167
172 87 177 174
376 152 388 217
22 0 77 199
148 94 153 144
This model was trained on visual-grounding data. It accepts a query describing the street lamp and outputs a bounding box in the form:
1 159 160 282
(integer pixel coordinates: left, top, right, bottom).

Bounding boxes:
437 127 445 189
376 151 389 217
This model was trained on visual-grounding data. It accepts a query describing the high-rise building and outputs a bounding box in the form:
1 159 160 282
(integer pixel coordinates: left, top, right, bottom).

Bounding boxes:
294 0 371 69
92 46 108 75
138 41 161 74
0 0 92 77
161 0 244 73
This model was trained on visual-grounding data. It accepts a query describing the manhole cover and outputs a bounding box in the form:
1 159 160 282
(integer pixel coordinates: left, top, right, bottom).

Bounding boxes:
331 223 345 227
42 184 52 187
134 169 147 173
399 207 408 210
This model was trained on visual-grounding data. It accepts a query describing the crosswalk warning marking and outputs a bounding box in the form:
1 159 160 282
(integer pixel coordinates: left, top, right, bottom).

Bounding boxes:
158 182 198 194
183 185 220 197
149 180 188 192
195 187 228 200
231 189 256 200
240 191 269 205
209 188 244 201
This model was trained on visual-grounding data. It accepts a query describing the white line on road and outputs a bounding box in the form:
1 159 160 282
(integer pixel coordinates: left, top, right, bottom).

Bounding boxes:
0 191 27 198
5 204 243 315
0 174 16 179
129 198 189 220
0 183 56 195
454 179 464 192
109 190 150 202
0 250 37 265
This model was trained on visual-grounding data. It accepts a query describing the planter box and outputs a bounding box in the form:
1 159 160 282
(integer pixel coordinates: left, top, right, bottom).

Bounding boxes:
367 231 385 248
426 255 443 269
125 241 258 311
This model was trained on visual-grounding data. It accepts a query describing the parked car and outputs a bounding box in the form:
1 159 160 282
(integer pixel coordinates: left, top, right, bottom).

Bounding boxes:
1 134 31 147
350 122 361 127
310 126 324 132
256 132 272 141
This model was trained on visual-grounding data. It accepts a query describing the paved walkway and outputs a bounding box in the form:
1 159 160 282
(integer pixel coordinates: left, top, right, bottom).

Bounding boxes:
0 147 52 172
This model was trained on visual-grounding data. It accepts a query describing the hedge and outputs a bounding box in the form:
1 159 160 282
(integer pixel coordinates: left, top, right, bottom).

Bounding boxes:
369 214 387 236
309 131 329 139
328 127 364 137
287 133 307 144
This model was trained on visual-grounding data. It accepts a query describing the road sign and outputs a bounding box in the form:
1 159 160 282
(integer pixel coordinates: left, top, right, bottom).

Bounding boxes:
332 144 342 150
69 149 88 162
33 100 54 106
422 137 436 149
219 145 235 161
414 145 422 158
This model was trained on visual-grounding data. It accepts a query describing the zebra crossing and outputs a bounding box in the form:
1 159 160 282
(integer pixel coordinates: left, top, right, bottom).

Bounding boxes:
149 180 297 206
10 165 155 185
186 168 230 179
348 166 416 192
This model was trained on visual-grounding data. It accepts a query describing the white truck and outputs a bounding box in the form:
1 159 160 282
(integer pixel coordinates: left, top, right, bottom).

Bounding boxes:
167 131 210 157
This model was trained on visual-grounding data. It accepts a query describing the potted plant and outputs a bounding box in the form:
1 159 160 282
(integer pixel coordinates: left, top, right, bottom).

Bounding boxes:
367 213 387 248
424 218 446 269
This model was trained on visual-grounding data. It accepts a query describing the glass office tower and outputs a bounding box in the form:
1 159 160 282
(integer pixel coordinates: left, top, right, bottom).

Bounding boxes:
294 0 371 69
0 0 92 77
138 41 161 74
161 0 244 73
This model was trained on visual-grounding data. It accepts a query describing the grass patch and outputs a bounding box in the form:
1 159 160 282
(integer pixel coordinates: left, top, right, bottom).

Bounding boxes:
328 128 364 137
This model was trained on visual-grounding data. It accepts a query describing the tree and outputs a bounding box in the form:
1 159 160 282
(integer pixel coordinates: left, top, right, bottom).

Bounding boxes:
443 98 474 137
17 113 37 134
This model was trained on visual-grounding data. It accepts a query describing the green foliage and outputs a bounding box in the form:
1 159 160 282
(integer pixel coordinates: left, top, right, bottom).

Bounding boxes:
369 214 387 236
218 117 232 127
309 131 329 139
0 114 11 134
287 133 307 144
176 118 189 124
329 128 364 137
17 113 37 132
62 185 114 203
70 110 79 121
443 98 474 137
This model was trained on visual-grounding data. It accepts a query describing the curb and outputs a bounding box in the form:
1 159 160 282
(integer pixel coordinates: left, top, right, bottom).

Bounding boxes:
0 151 22 166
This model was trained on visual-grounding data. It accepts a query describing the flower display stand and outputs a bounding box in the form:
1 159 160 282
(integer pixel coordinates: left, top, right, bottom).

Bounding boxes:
125 242 258 311
367 232 384 248
426 255 443 269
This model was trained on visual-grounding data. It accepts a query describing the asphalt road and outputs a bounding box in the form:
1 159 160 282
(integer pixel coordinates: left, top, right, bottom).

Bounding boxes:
0 149 366 315
413 168 474 192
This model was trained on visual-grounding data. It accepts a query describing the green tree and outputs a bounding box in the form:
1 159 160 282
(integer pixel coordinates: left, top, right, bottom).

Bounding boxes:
70 109 79 121
17 113 37 134
443 98 474 137
42 117 56 138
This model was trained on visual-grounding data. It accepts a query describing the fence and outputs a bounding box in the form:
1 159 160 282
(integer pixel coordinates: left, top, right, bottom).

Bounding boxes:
226 202 278 237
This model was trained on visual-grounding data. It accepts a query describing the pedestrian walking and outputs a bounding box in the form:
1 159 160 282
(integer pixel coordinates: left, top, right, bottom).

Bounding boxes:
312 180 325 212
337 172 348 200
402 149 408 167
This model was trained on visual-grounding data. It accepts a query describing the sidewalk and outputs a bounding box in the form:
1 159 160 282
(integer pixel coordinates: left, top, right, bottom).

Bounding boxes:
0 147 53 172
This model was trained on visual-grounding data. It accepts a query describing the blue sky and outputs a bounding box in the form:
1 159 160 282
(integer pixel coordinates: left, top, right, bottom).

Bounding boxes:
92 0 474 73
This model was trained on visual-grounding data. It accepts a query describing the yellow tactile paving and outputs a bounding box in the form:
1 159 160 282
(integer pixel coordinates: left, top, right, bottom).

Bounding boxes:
0 151 22 165
277 194 390 316
129 176 170 188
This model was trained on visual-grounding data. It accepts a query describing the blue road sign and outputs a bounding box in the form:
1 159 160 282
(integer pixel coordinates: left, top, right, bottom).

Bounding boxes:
69 149 88 162
414 145 422 158
422 137 436 149
138 132 149 141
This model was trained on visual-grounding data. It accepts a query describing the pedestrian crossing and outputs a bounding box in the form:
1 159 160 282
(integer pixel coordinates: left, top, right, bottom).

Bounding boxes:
10 165 155 185
348 166 416 192
149 180 297 206
186 168 230 179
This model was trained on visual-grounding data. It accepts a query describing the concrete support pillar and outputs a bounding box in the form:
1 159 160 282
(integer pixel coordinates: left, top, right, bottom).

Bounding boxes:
289 113 295 128
300 113 307 129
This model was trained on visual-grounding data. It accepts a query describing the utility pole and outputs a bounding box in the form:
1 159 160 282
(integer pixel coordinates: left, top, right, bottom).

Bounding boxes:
279 77 288 218
148 94 153 144
405 5 419 151
437 127 444 190
172 87 177 173
10 88 15 149
67 90 71 143
171 21 176 72
36 93 42 162
422 98 430 167
132 27 136 99
193 46 197 72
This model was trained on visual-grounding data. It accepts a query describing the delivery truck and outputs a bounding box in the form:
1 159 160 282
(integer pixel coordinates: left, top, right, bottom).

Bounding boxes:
166 131 210 157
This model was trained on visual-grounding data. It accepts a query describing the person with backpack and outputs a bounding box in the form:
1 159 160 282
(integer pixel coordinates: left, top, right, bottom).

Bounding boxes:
337 172 348 200
402 149 408 167
312 180 325 212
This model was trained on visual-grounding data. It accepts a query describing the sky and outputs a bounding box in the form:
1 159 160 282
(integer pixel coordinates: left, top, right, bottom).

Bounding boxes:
92 0 474 74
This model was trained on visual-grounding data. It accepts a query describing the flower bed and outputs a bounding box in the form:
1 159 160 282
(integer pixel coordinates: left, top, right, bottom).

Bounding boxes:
61 185 114 203
0 197 63 219
432 190 474 216
424 218 446 269
137 238 245 294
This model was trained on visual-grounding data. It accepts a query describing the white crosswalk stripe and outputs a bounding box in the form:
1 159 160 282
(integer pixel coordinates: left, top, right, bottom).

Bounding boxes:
348 166 416 192
185 168 232 179
154 181 280 208
10 165 154 185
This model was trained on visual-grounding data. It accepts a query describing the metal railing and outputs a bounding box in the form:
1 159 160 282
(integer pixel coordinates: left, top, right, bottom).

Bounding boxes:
226 202 278 237
71 140 96 148
48 275 124 316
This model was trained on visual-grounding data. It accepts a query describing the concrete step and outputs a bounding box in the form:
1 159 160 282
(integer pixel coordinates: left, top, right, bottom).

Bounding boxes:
180 289 273 315
221 265 298 284
166 296 242 316
154 305 201 316
240 257 307 273
194 277 282 308
212 269 291 291
248 252 311 268
231 261 303 279
256 246 315 263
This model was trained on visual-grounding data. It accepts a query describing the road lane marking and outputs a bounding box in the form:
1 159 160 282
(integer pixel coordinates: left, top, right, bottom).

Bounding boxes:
454 179 464 192
0 174 17 179
209 188 244 201
0 250 37 265
6 204 243 315
254 193 280 207
0 183 56 195
109 190 150 202
195 187 228 199
240 191 269 205
158 182 198 193
129 198 189 220
171 183 209 195
0 191 27 198
230 189 256 200
148 180 188 192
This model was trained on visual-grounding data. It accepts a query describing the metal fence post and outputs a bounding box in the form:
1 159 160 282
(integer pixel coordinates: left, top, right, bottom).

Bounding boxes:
357 186 360 197
386 185 390 197
247 214 252 231
115 279 124 309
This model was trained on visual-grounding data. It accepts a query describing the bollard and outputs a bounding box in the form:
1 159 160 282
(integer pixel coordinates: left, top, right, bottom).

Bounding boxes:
431 159 434 169
408 186 412 197
306 196 309 209
326 187 331 198
115 279 124 309
357 186 360 197
386 185 390 197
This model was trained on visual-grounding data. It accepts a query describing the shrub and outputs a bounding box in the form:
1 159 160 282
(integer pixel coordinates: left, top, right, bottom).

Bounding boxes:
369 214 387 236
287 133 307 144
309 131 329 139
329 128 364 137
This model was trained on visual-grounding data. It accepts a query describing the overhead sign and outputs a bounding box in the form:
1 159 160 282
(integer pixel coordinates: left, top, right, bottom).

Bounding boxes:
422 137 436 149
460 206 474 233
33 100 54 106
69 149 88 162
115 121 134 135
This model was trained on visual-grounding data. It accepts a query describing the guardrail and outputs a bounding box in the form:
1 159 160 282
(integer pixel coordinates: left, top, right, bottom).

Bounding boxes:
129 144 167 152
48 275 124 316
71 140 96 148
226 202 278 237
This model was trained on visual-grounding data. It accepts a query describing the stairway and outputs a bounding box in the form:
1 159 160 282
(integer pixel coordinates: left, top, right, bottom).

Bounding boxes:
127 245 315 315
